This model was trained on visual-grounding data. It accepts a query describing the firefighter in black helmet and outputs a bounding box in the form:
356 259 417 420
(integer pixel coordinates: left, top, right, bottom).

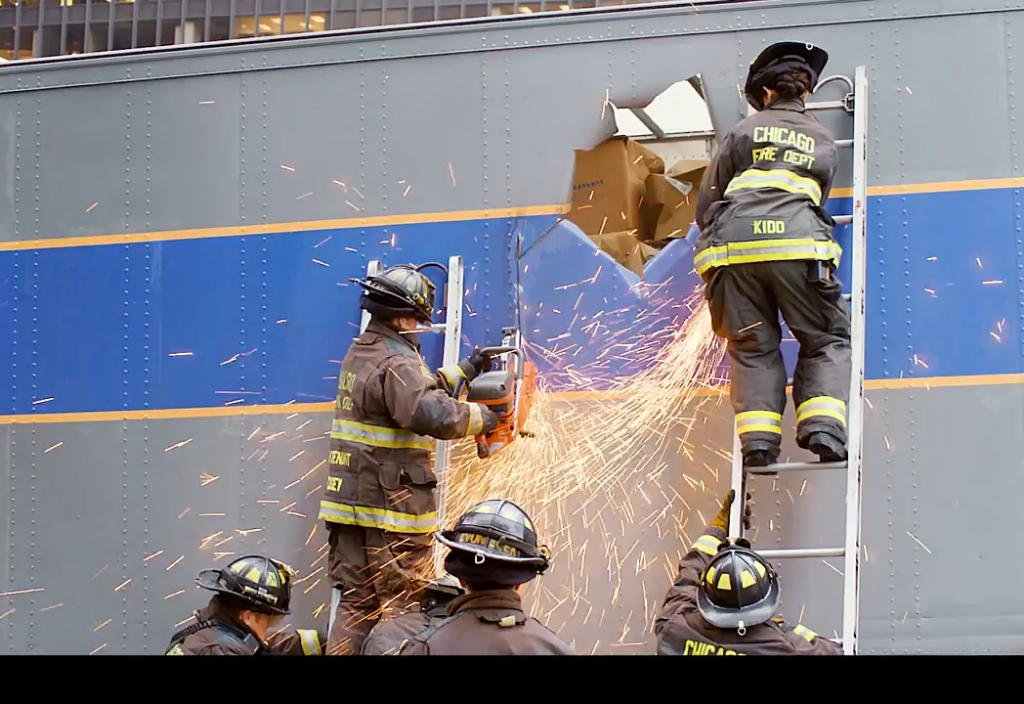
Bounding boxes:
321 262 500 655
695 40 852 471
361 575 464 655
395 499 576 655
655 491 840 655
165 555 326 655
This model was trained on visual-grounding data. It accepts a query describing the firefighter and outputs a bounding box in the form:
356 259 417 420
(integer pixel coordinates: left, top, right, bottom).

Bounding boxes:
655 490 841 655
694 40 852 469
361 575 463 655
394 499 576 655
321 262 500 656
165 554 326 655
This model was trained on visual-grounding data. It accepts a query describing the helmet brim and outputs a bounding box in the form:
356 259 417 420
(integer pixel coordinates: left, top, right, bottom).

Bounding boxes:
744 42 829 110
194 569 290 615
696 577 780 630
436 531 549 569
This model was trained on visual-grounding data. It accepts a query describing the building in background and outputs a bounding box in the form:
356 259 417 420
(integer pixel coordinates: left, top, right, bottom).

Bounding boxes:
0 0 742 61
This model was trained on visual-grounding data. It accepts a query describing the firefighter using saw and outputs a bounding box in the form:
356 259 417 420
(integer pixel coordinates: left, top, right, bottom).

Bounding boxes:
321 262 499 656
694 41 852 470
361 575 463 655
165 554 326 656
395 499 576 655
655 491 841 655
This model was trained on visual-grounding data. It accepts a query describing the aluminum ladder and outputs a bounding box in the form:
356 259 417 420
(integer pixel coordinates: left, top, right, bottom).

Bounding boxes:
358 257 465 579
728 66 868 655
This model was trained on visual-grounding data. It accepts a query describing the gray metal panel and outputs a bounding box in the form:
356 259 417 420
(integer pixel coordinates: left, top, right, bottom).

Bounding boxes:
1 413 332 654
0 75 243 242
3 383 1023 654
258 56 486 220
0 0 1016 238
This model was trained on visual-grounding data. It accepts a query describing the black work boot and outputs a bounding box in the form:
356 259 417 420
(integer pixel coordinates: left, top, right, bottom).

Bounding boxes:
807 432 848 463
743 450 774 467
743 448 778 476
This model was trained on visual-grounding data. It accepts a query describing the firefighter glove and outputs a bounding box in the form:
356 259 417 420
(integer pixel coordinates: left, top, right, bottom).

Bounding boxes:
455 349 491 382
479 405 499 434
709 489 753 533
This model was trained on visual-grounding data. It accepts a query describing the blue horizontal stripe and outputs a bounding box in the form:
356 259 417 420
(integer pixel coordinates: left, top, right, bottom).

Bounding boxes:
0 187 1020 416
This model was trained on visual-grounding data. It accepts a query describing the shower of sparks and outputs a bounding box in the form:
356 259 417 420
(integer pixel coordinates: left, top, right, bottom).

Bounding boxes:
437 286 727 654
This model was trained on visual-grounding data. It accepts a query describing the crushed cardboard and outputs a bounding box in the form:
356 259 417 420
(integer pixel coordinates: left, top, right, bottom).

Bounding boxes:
565 134 707 277
591 231 660 278
565 136 665 239
640 166 704 244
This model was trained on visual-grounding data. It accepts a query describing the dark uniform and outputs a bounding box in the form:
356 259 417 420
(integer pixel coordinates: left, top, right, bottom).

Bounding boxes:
321 263 499 655
166 554 326 656
166 606 325 656
655 491 840 655
695 41 852 466
396 498 575 656
361 578 462 655
396 589 574 656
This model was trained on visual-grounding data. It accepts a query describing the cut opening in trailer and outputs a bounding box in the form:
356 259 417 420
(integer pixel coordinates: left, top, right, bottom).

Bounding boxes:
563 76 714 278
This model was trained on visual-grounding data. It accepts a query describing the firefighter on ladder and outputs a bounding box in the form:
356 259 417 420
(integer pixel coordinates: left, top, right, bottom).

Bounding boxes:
655 491 841 655
695 41 852 469
320 263 499 656
165 554 326 655
394 499 576 655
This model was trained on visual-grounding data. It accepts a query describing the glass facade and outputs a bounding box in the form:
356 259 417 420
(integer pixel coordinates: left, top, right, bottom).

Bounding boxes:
0 0 672 60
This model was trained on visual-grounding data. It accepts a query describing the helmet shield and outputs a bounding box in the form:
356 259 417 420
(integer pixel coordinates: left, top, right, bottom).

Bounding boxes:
436 499 551 575
696 545 780 630
195 554 295 615
351 263 440 323
744 41 829 111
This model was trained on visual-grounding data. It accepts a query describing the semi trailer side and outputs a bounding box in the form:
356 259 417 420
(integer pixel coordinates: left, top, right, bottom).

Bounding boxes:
0 0 1021 654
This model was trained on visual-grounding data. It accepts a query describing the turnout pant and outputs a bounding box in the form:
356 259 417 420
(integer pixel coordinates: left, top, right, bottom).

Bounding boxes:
705 260 852 458
325 522 433 655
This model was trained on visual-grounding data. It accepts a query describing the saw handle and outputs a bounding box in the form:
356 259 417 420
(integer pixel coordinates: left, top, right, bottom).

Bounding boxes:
476 346 517 357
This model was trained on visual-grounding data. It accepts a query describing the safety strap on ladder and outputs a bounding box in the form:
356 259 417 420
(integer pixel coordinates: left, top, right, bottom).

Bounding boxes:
358 257 464 579
728 66 868 656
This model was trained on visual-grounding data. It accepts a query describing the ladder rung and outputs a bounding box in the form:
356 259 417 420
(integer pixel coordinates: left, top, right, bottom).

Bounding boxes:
804 99 846 111
842 293 852 301
758 547 846 559
430 324 447 331
746 460 847 474
833 214 853 225
835 139 853 148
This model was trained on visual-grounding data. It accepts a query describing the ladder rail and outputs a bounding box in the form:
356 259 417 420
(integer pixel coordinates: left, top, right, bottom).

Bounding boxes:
841 66 869 656
432 255 464 578
727 68 867 655
359 260 384 333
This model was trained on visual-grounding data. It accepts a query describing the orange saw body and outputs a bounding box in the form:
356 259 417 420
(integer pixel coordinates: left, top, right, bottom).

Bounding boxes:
465 328 537 459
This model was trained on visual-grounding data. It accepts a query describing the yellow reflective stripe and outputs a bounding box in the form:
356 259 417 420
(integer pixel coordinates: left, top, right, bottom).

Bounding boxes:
723 168 823 205
438 363 466 390
693 534 722 556
318 500 438 534
297 629 322 655
796 396 847 426
464 402 484 436
694 238 841 276
735 410 782 435
793 624 817 642
330 419 434 450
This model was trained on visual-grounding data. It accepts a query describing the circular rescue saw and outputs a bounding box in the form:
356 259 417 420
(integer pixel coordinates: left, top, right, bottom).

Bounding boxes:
465 327 537 459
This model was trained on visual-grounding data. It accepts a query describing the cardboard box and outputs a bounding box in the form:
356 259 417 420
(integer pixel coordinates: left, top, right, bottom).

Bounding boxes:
565 136 665 239
640 165 706 244
590 231 659 278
